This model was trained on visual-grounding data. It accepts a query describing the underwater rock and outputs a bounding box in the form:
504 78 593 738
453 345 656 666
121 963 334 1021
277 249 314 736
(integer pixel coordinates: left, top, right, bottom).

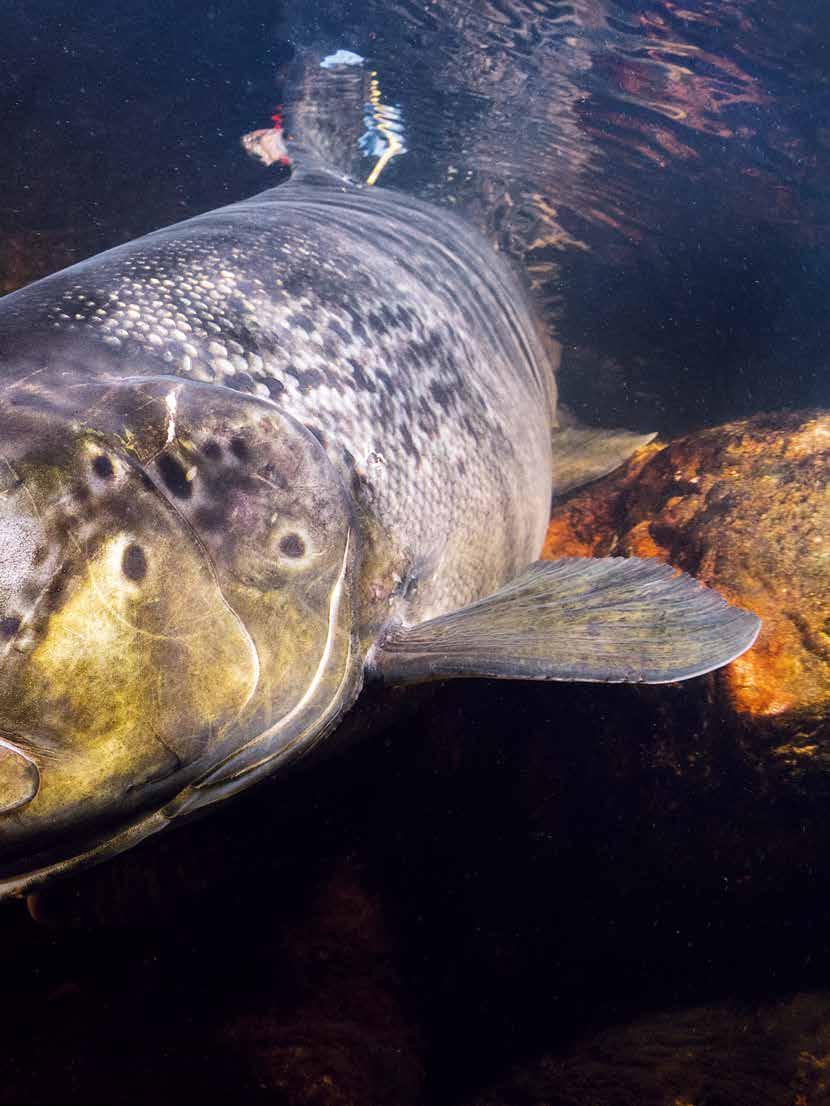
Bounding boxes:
462 991 830 1106
543 410 830 772
224 855 424 1106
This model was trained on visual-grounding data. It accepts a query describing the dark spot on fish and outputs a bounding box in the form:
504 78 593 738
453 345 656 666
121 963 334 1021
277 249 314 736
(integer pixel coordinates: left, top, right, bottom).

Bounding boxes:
285 364 325 392
0 616 21 638
73 484 91 504
202 440 222 461
32 545 47 566
279 533 305 559
348 358 375 393
230 437 250 463
266 378 285 399
287 313 315 336
303 368 325 392
406 341 425 368
458 415 480 444
281 273 306 298
328 320 351 345
425 330 445 356
227 372 257 393
418 397 440 437
395 305 414 330
122 543 147 582
429 380 453 410
158 454 193 499
322 338 339 361
342 303 366 337
92 454 115 479
400 424 420 461
368 311 388 337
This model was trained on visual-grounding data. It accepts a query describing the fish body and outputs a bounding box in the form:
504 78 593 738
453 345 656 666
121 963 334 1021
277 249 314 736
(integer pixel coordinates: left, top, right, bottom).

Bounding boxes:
0 177 554 631
0 158 759 894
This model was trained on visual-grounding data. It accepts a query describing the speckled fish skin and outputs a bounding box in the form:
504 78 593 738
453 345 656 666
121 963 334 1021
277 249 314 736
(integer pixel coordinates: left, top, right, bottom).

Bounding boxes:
0 174 556 634
0 171 560 884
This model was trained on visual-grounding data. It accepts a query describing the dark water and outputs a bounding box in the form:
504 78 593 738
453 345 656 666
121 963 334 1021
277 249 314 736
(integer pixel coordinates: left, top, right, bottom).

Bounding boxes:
4 0 828 431
1 2 829 1104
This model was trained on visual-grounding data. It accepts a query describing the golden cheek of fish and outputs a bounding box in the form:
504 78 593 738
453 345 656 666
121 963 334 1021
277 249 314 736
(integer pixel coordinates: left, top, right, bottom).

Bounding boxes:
0 376 361 890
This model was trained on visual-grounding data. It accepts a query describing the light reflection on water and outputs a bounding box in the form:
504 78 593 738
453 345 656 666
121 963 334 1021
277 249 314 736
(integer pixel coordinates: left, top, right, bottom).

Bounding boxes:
2 0 828 429
287 0 828 429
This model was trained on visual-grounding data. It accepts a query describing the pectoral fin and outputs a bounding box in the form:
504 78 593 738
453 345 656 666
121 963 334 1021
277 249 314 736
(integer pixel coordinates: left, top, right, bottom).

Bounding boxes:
369 558 760 686
551 427 656 495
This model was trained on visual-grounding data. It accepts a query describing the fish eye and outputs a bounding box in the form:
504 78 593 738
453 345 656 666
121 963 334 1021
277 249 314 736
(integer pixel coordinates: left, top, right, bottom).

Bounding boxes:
279 532 305 559
121 543 148 582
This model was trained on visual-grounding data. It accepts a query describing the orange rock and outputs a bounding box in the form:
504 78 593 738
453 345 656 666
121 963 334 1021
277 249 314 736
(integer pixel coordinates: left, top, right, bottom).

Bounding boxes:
543 412 829 742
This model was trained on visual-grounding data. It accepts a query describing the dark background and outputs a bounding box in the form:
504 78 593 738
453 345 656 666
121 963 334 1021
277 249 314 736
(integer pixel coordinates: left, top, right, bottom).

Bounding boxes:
1 2 829 1102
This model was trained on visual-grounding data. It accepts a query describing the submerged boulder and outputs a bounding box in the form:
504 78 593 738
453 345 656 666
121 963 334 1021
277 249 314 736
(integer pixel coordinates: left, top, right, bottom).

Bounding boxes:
463 991 830 1106
543 410 830 776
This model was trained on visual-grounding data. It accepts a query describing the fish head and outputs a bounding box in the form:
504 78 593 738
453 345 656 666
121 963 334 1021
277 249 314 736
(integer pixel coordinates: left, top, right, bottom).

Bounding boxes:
0 374 360 886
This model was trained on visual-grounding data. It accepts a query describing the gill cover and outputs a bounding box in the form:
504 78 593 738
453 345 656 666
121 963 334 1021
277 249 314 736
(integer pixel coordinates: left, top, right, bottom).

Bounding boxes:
0 375 361 893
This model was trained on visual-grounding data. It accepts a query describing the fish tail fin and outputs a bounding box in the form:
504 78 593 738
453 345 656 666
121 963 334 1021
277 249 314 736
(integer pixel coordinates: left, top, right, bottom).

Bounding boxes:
244 48 407 186
285 49 371 181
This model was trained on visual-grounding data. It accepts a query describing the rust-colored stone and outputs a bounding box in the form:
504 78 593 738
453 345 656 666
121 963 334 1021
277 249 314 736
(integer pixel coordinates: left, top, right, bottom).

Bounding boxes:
543 412 829 745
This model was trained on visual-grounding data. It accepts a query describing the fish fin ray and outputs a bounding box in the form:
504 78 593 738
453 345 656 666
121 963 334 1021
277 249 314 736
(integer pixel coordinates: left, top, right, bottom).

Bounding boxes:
368 557 760 686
